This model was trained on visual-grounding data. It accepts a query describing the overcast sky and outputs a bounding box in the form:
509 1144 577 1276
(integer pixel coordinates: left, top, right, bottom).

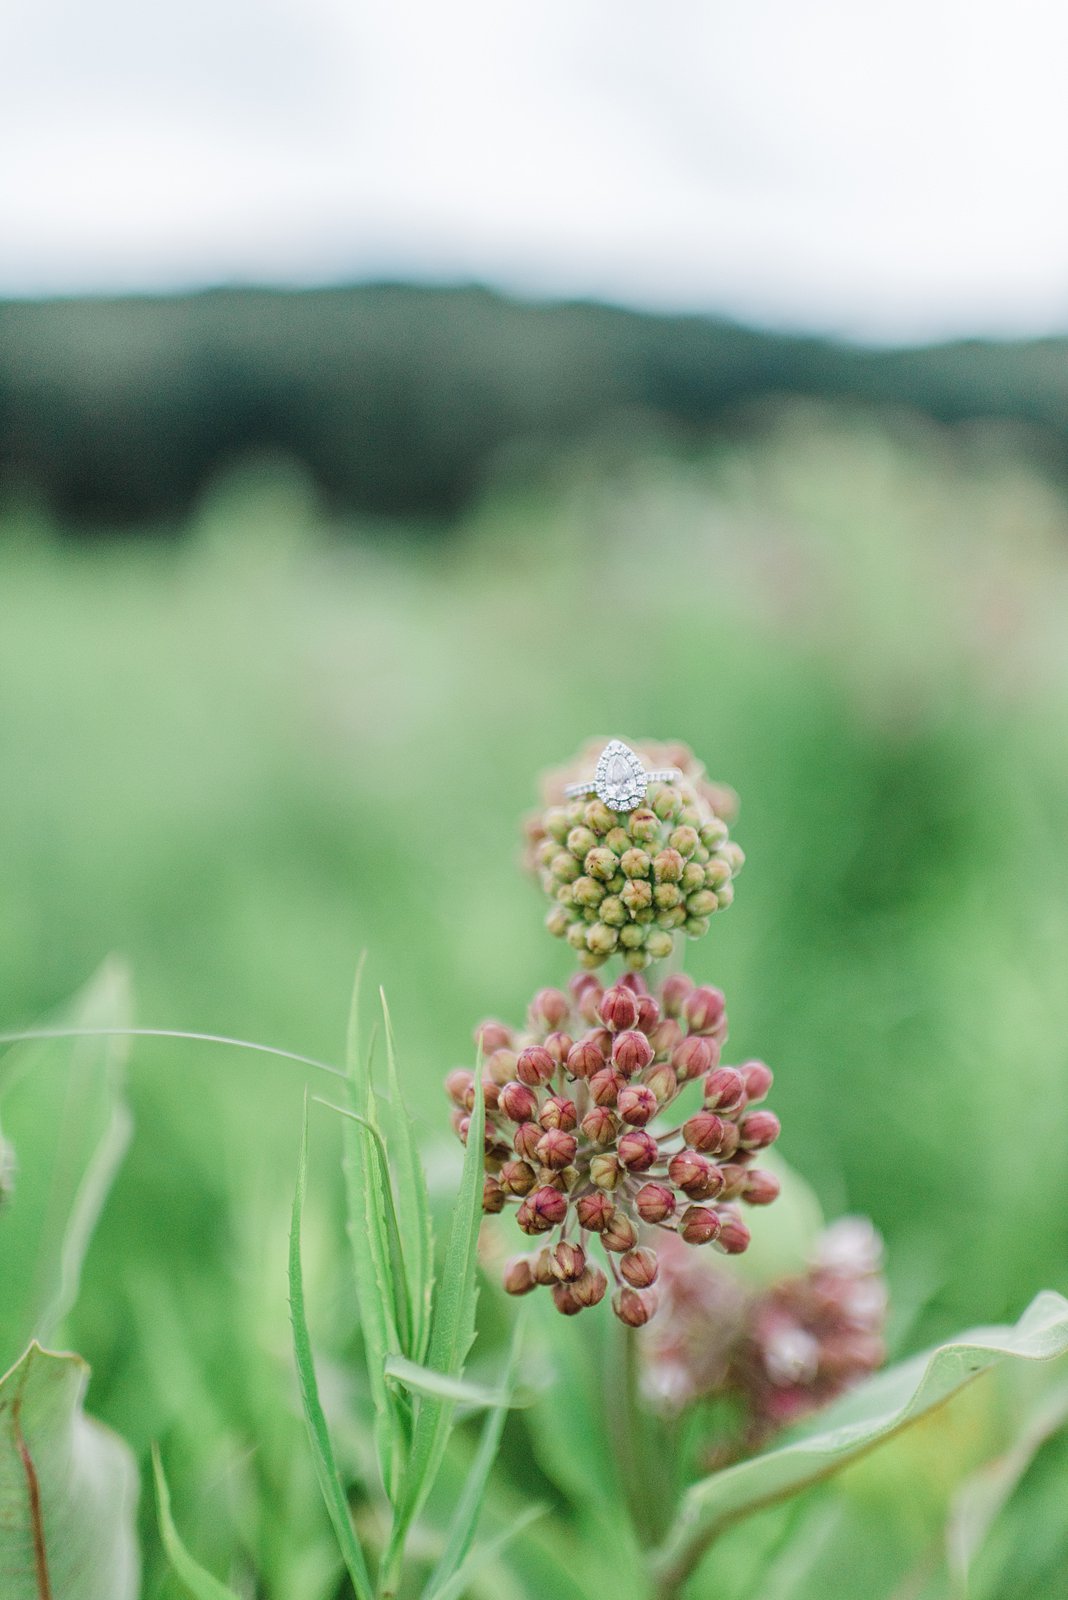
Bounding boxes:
3 0 1068 340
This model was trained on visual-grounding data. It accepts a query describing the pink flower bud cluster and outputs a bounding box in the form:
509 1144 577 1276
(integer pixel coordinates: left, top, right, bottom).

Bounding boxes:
643 1218 887 1431
523 740 743 971
446 970 782 1323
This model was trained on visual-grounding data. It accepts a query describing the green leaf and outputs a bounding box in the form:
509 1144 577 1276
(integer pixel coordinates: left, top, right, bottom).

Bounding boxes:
378 989 435 1362
0 962 133 1371
423 1504 546 1600
384 1350 533 1411
341 960 410 1499
396 1068 486 1536
651 1290 1068 1592
289 1099 375 1600
945 1375 1068 1592
0 1341 139 1600
422 1319 525 1600
151 1446 240 1600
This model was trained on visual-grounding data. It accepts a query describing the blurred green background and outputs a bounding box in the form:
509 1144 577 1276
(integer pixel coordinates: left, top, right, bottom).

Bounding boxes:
2 305 1068 1593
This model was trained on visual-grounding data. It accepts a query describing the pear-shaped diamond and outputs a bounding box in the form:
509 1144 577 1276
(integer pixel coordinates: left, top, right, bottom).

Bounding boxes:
594 740 647 812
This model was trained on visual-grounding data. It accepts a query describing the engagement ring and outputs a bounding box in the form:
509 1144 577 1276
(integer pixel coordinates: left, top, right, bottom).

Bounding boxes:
563 740 681 813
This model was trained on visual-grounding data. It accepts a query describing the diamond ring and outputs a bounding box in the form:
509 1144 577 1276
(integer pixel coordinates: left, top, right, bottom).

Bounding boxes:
563 740 682 813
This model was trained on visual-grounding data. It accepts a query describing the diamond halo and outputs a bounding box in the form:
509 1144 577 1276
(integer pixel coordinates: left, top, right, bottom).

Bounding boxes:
563 740 682 814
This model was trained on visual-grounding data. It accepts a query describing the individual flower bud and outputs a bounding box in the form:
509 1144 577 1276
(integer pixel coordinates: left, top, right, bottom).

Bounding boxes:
742 1169 781 1206
567 1036 606 1079
599 983 639 1032
620 847 652 879
683 1111 727 1153
600 895 627 927
627 808 659 843
680 860 706 894
486 1048 519 1086
536 1128 578 1170
679 1205 722 1245
499 1159 537 1196
652 848 684 884
545 905 570 938
589 1066 625 1106
741 1060 774 1102
669 825 700 859
543 1030 574 1064
444 1068 475 1106
621 878 654 915
653 881 683 911
635 1182 677 1223
684 986 726 1035
517 1185 569 1234
500 1081 540 1122
567 826 598 859
704 1065 747 1113
583 798 617 835
648 1018 684 1057
551 1240 587 1281
530 1245 557 1285
572 875 606 909
585 847 618 883
586 922 619 957
513 1121 542 1161
613 1286 658 1326
604 825 630 854
660 972 695 1016
590 1152 622 1190
621 1246 659 1288
475 1020 513 1054
503 1256 537 1295
704 856 732 890
619 921 648 948
645 929 676 962
717 1163 748 1200
602 1209 639 1253
618 1128 658 1171
576 981 605 1025
517 1046 556 1087
672 1035 712 1081
543 807 571 842
483 1176 506 1213
576 1190 615 1232
685 889 719 919
714 1208 752 1254
482 1078 502 1112
613 1030 654 1075
552 1282 583 1316
580 1106 619 1145
738 1110 781 1151
644 1062 678 1105
669 1149 718 1197
635 995 661 1033
529 988 571 1030
717 1120 740 1160
618 1084 658 1126
539 1095 578 1132
570 1264 608 1307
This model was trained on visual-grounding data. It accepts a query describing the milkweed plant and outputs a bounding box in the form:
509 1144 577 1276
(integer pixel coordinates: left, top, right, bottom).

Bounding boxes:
1 737 1068 1600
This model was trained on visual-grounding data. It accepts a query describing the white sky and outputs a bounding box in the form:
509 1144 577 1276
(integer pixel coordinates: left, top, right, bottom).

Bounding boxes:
3 0 1068 340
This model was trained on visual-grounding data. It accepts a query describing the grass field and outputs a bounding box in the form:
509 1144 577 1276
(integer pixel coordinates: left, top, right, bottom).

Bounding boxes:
3 405 1068 1596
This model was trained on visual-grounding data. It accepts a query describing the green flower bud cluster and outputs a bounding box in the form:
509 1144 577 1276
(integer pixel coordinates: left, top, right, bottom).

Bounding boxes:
525 740 743 970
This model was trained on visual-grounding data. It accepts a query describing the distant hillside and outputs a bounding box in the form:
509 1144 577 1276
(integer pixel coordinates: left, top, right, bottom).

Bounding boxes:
1 284 1067 529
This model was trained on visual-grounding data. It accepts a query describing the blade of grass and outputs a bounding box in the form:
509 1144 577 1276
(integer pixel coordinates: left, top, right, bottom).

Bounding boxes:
422 1320 526 1600
378 989 435 1362
152 1445 242 1600
424 1505 547 1600
384 1351 533 1411
289 1098 375 1600
342 961 410 1500
396 1068 486 1535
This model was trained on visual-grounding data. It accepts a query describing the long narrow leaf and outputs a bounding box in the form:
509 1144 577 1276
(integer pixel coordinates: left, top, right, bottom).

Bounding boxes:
289 1100 375 1600
152 1447 240 1600
397 1068 486 1534
422 1320 526 1600
425 1504 546 1600
651 1290 1068 1590
342 962 409 1498
384 1350 532 1411
378 989 435 1362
